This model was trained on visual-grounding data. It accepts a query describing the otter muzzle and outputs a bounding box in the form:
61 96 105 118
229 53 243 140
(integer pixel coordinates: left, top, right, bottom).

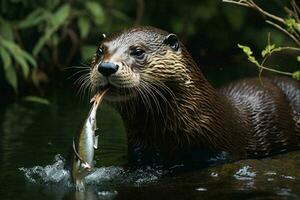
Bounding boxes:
98 62 119 77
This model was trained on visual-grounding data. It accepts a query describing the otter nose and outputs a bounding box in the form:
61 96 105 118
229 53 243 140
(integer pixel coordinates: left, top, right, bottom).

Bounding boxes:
98 62 119 77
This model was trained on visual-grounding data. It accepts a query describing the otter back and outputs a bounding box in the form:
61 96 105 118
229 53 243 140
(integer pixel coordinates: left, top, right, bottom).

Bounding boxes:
219 77 300 157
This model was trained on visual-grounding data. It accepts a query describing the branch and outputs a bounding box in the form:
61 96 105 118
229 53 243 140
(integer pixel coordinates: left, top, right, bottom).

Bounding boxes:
259 65 293 76
223 0 285 23
292 0 300 15
222 0 251 8
266 20 300 46
135 0 145 25
248 0 285 23
280 46 300 51
64 28 79 68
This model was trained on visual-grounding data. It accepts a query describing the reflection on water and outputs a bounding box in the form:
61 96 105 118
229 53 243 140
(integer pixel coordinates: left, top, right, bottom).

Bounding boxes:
63 189 118 200
0 90 300 200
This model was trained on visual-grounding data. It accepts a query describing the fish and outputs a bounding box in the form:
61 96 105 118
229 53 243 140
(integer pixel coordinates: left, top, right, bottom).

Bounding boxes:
71 90 107 191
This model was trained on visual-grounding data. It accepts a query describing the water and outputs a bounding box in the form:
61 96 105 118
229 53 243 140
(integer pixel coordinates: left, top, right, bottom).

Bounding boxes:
0 89 299 200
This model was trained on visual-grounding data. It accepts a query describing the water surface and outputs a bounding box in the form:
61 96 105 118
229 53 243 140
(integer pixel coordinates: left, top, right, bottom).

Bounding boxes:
0 89 299 200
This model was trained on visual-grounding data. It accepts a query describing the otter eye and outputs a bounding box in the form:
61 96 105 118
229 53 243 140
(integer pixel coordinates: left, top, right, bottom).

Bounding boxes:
96 47 104 57
130 48 145 60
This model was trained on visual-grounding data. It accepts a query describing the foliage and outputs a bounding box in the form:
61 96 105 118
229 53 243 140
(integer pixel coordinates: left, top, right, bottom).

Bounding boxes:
23 96 50 105
0 19 37 92
224 0 300 80
0 0 132 93
1 0 298 96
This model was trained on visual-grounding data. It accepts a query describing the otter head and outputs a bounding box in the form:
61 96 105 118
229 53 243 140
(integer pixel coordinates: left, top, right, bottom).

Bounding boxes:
88 27 235 155
90 26 196 102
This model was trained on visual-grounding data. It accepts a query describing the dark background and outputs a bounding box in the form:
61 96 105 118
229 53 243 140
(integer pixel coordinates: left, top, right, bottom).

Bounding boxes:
1 2 300 200
0 0 297 100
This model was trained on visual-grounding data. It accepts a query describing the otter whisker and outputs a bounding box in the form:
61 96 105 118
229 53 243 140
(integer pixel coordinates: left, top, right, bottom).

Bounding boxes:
137 82 156 136
77 79 90 101
64 66 91 70
135 85 150 117
139 81 165 140
75 74 89 91
144 82 164 118
149 79 179 110
146 82 183 144
74 71 90 85
67 69 91 80
138 81 154 115
141 74 178 107
80 63 91 68
75 73 92 101
142 78 177 116
138 82 155 130
123 87 131 120
142 82 167 124
140 77 184 145
86 81 94 100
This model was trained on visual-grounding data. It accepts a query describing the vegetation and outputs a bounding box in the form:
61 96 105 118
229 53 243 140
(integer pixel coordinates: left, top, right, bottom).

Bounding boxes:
0 0 298 96
0 0 132 93
224 0 300 80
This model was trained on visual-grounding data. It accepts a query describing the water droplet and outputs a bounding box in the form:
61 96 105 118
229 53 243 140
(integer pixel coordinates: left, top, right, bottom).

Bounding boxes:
210 172 219 177
233 166 256 180
281 175 295 180
195 187 207 192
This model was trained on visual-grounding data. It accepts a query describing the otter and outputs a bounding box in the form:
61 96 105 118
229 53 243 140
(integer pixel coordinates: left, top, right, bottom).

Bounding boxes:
88 26 300 167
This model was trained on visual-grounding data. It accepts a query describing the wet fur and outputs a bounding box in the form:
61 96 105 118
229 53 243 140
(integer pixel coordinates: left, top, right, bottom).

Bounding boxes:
86 26 300 163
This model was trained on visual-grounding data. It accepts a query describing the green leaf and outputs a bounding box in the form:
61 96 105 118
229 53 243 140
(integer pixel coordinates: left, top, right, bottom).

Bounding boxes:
81 45 97 60
0 18 14 40
51 33 59 47
295 23 300 33
52 4 70 26
1 47 17 91
1 38 35 77
13 52 30 78
17 8 48 29
5 65 18 92
18 49 37 68
238 44 253 56
77 16 90 38
297 56 300 62
238 44 259 66
33 4 70 56
33 27 56 56
261 44 282 58
111 10 130 21
285 18 296 31
285 18 300 33
0 46 11 71
261 44 275 57
23 96 51 105
85 1 105 25
292 71 300 80
46 0 60 10
248 56 259 66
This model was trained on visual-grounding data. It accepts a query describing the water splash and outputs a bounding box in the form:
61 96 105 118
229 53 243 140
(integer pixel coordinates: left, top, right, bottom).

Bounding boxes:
19 154 162 188
233 165 256 181
19 154 70 185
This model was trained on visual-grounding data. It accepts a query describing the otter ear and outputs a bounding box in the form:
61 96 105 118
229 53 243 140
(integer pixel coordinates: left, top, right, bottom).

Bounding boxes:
164 33 179 51
99 33 106 42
